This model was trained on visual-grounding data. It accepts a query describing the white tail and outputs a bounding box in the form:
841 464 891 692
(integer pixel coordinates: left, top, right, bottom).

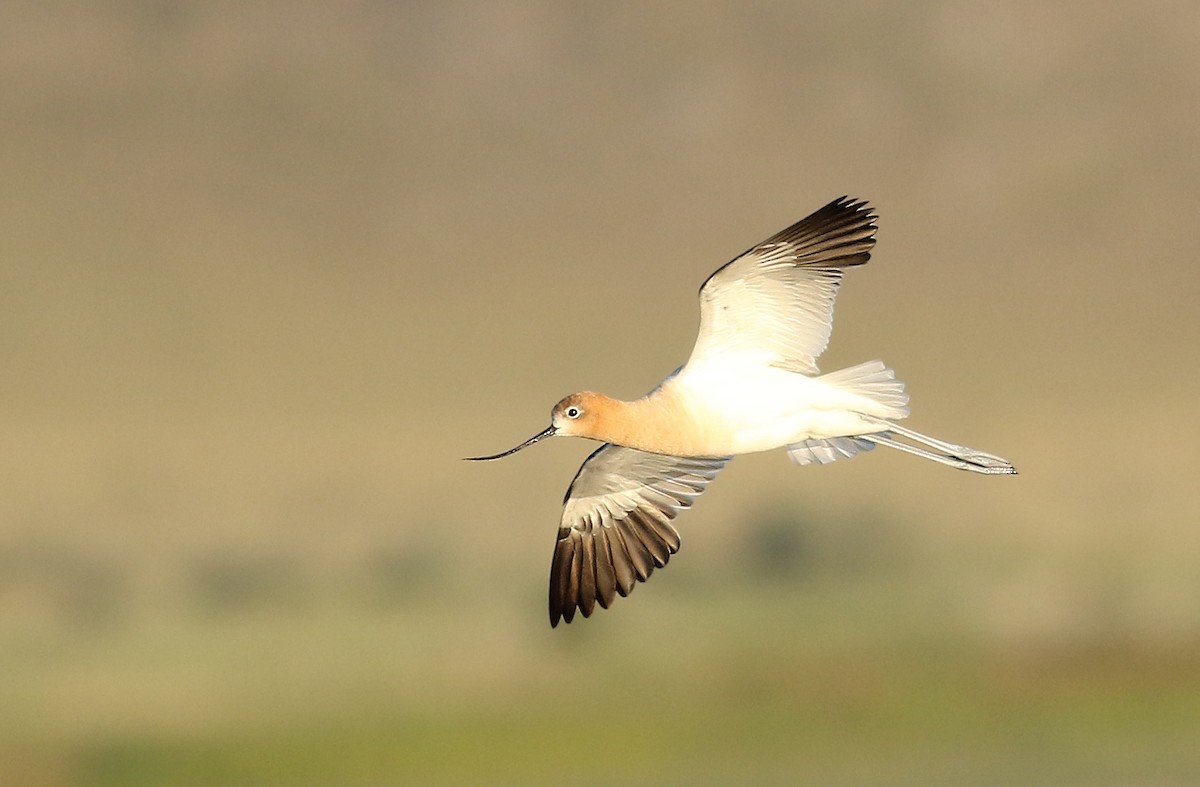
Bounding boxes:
792 361 1015 474
819 360 909 419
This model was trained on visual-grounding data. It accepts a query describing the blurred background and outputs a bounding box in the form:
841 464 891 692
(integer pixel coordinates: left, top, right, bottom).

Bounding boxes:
2 2 1198 784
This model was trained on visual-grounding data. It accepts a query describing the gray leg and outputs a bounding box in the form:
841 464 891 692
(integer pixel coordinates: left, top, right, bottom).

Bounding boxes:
863 430 1016 475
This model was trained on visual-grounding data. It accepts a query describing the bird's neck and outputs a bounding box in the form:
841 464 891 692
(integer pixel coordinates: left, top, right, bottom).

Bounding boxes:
592 390 711 456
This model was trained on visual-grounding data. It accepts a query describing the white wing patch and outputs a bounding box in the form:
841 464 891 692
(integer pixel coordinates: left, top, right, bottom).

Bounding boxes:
686 197 877 375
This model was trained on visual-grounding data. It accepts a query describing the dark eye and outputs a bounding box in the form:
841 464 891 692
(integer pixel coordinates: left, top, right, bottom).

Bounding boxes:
566 406 581 419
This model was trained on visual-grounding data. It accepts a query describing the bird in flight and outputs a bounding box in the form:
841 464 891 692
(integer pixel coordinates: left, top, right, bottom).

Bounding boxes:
467 197 1015 626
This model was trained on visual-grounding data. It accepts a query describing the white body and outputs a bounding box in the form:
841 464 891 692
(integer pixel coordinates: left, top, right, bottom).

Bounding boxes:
665 358 909 456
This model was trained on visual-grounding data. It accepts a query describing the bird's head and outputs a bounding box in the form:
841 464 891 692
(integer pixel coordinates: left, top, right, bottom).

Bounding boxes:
464 391 616 461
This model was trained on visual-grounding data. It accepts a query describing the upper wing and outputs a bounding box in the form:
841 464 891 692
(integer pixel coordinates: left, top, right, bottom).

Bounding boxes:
685 196 877 375
549 445 729 626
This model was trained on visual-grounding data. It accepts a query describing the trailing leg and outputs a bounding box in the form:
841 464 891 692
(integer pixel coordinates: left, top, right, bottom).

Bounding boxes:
863 424 1016 475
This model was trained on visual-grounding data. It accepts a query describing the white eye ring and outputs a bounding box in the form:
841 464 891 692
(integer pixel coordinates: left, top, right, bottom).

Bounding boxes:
566 406 581 419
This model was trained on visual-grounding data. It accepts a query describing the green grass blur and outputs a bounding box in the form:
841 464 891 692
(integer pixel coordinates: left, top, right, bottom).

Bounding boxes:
2 2 1198 784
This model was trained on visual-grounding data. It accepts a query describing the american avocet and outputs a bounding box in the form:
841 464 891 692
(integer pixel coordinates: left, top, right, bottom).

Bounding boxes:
468 197 1015 626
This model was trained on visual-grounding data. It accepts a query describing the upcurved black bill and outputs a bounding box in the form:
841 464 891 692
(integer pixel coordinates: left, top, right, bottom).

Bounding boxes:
464 425 556 461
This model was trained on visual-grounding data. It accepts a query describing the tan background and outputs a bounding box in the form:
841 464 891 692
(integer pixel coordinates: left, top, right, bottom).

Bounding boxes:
2 2 1198 784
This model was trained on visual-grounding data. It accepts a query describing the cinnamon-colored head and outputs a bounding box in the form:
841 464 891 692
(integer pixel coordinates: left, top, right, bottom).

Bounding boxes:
549 391 619 440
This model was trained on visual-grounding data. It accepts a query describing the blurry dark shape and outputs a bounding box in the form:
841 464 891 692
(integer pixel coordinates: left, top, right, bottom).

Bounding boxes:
0 540 128 630
188 552 308 614
742 512 813 581
740 506 912 582
357 541 446 608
